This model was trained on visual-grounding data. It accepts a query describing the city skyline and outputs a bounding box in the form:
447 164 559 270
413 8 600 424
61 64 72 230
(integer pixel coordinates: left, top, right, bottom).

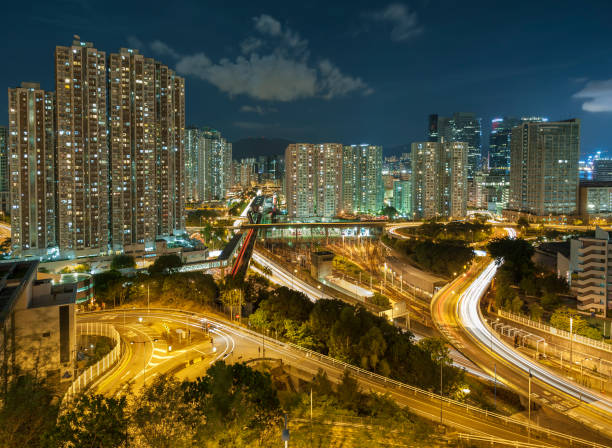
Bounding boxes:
1 1 612 157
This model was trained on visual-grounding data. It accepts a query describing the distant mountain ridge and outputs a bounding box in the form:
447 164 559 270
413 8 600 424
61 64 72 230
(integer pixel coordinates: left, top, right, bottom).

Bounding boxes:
232 137 294 159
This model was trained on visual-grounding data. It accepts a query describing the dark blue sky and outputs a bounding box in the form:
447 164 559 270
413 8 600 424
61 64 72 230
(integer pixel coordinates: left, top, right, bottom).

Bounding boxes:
3 0 612 156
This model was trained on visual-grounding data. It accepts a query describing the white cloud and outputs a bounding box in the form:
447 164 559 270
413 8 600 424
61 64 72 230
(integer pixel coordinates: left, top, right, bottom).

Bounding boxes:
371 3 423 42
240 37 263 54
126 35 144 50
240 105 278 115
172 14 370 101
253 14 282 36
573 79 612 112
151 40 180 59
318 59 372 99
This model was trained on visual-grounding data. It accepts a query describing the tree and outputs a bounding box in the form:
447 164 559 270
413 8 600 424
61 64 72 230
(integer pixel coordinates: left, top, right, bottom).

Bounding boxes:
357 326 387 371
111 254 136 270
148 254 183 275
541 292 560 311
0 375 57 448
43 394 128 448
381 205 398 219
529 303 544 321
517 217 530 233
132 375 199 447
510 295 524 314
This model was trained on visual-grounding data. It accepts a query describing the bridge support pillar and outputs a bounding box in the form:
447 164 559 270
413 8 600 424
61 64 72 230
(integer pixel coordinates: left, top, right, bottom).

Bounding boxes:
325 227 329 246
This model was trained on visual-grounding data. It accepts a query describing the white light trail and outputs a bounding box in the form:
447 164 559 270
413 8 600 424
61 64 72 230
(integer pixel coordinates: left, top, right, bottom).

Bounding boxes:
456 228 612 417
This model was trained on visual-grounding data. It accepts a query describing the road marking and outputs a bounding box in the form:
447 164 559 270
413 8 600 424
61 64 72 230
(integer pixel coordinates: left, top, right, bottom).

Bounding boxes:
119 370 131 382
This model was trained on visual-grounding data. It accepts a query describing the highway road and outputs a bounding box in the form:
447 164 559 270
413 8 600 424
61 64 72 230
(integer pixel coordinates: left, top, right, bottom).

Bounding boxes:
431 228 612 443
81 308 605 447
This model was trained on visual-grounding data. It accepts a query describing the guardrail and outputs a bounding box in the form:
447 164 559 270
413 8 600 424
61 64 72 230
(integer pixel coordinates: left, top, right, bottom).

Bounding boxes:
498 310 612 354
63 322 122 403
82 307 608 448
456 433 550 448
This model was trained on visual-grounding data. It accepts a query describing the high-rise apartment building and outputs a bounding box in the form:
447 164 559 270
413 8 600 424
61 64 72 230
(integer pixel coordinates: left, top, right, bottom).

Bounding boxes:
509 119 580 216
55 37 108 256
411 141 467 219
185 127 201 202
393 179 412 217
8 83 56 257
429 113 481 178
0 126 9 215
342 144 383 214
154 64 185 237
183 127 231 202
202 128 232 201
108 48 185 251
285 143 342 218
235 158 256 188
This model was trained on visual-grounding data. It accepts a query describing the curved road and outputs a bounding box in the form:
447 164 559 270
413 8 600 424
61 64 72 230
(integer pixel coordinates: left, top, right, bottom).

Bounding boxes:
431 228 612 444
80 308 604 447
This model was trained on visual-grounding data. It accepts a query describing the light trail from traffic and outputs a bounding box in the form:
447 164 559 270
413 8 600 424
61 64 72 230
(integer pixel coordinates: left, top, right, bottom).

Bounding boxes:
252 251 326 301
455 227 612 419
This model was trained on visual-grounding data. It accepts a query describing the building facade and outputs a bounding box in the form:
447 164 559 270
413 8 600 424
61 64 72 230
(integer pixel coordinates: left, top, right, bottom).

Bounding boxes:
202 128 232 201
488 117 522 173
509 119 580 217
185 127 201 202
593 159 612 182
578 181 612 219
0 260 76 382
393 179 412 217
342 144 383 215
8 83 56 257
569 227 612 316
108 48 185 251
285 143 342 218
411 141 467 219
0 126 8 215
55 37 109 256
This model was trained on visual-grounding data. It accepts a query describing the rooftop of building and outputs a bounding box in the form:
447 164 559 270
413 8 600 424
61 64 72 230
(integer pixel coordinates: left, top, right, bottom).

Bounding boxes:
0 260 38 320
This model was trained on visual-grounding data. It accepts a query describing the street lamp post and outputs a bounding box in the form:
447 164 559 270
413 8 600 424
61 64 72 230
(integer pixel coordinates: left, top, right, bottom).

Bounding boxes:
569 317 573 365
439 362 443 424
141 284 150 314
130 338 158 387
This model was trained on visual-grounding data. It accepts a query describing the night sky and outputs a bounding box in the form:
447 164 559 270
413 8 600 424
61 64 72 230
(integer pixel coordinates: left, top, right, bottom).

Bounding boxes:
3 0 612 156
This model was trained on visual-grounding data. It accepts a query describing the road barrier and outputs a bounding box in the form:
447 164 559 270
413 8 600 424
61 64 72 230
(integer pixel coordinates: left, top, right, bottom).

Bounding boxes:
498 310 612 354
81 308 609 448
62 322 122 403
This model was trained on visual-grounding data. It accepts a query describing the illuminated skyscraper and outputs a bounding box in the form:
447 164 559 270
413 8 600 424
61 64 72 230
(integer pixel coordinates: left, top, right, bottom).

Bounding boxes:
285 143 342 218
202 128 232 201
428 112 481 177
509 119 580 216
393 179 412 217
488 117 522 173
55 37 108 256
108 48 185 252
0 126 8 215
342 144 383 214
411 141 467 219
185 127 201 202
8 83 56 257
